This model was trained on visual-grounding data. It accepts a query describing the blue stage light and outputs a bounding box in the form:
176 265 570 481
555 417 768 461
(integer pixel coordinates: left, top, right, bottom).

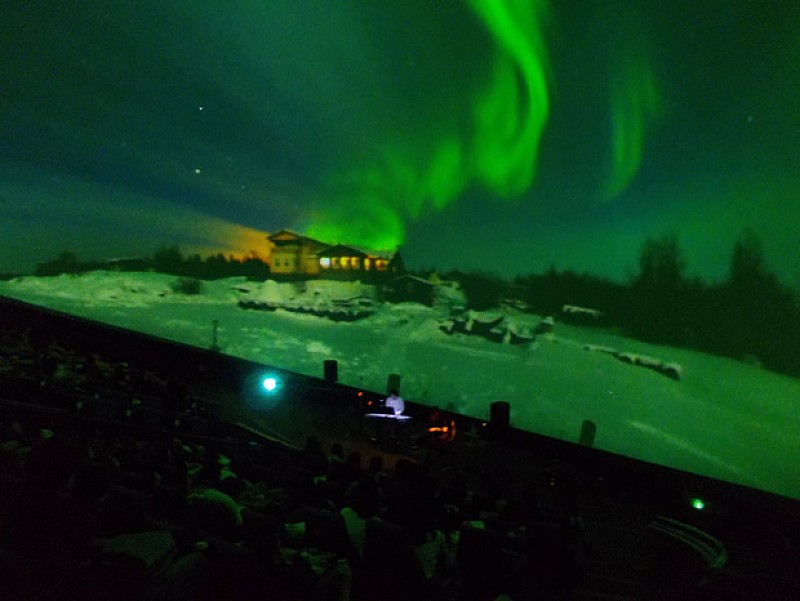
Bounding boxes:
262 376 279 392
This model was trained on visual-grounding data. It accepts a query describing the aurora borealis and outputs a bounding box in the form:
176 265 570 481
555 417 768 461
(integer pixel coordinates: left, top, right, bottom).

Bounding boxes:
1 1 799 288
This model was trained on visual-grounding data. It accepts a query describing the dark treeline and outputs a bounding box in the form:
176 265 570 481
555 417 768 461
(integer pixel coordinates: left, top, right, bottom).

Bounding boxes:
447 231 800 378
34 246 271 281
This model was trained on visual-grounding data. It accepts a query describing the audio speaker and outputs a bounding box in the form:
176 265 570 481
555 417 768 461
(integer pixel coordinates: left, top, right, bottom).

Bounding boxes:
490 401 510 429
579 419 596 447
386 373 401 394
323 360 338 383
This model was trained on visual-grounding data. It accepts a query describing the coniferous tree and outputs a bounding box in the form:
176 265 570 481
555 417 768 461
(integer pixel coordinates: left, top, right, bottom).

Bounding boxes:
458 272 506 311
152 245 184 276
723 229 800 373
35 250 81 276
627 233 689 344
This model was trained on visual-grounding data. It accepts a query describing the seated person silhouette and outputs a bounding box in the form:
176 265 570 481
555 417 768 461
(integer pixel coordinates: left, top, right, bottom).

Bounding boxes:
384 390 405 416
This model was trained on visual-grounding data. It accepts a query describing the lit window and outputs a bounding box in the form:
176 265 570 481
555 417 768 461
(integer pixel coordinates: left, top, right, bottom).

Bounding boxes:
352 257 360 269
332 257 340 269
341 257 350 269
320 257 331 268
364 258 371 270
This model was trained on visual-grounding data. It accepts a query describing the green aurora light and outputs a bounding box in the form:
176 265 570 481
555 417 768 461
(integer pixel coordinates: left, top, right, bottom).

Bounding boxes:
2 1 799 288
469 0 550 196
308 0 551 251
603 56 663 200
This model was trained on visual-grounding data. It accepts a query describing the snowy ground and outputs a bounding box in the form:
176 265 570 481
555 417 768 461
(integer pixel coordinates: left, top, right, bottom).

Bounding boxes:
2 271 798 499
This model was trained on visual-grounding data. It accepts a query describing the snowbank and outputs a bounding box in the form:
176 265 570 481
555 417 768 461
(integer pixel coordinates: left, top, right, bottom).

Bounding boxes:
2 270 800 498
245 279 376 307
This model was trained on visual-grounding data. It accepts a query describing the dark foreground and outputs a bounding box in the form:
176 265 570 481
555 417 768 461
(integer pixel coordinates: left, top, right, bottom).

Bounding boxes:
1 296 798 600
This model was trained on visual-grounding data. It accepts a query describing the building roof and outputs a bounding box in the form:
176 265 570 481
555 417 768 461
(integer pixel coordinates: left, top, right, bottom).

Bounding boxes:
267 228 301 241
267 229 329 249
346 245 396 259
267 230 395 258
317 244 369 258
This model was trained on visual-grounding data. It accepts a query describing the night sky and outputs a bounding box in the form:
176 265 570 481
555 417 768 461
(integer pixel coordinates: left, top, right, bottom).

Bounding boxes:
2 1 799 287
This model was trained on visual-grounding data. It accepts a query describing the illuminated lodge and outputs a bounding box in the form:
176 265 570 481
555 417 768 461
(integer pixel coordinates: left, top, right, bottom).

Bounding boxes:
267 230 401 279
267 230 329 276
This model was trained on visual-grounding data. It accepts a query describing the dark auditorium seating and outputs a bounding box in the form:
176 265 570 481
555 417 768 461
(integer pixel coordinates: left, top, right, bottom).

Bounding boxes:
0 295 798 601
356 518 425 601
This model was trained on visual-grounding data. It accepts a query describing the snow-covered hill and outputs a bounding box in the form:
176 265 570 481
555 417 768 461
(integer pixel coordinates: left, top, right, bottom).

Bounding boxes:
2 271 798 499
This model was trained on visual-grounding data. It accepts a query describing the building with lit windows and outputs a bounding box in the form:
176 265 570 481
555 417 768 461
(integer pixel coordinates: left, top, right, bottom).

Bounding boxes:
267 230 401 279
316 244 398 278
